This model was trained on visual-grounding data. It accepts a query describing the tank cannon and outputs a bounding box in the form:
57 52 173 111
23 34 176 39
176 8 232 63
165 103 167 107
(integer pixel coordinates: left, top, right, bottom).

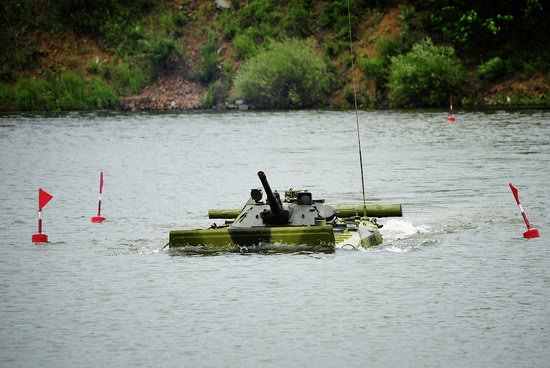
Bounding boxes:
257 171 289 224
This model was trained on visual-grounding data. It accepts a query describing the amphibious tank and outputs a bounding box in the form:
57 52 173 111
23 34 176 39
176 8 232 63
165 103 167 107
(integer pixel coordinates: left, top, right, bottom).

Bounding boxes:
169 171 402 253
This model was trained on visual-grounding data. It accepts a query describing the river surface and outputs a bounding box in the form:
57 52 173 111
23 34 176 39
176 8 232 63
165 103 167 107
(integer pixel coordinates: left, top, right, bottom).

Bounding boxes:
0 110 549 367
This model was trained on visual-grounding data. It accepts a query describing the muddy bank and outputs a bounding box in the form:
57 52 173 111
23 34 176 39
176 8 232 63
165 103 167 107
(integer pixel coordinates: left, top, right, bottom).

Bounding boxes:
121 73 206 111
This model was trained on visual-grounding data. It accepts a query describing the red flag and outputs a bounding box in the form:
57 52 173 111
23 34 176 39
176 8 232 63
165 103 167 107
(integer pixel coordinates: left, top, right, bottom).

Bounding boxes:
38 188 53 210
509 183 520 205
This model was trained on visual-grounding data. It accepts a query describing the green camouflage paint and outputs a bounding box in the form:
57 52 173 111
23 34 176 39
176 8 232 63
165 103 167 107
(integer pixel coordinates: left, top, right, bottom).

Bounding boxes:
169 225 336 253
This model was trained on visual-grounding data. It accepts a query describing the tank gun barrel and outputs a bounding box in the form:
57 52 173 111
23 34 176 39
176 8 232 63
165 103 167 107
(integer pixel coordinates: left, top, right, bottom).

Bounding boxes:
258 171 288 223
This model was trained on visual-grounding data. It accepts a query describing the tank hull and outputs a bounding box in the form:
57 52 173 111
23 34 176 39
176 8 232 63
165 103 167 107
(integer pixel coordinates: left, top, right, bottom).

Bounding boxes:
169 225 336 253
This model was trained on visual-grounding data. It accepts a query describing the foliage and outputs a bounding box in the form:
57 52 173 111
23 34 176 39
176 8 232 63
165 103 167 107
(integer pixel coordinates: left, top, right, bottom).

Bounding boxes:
139 36 183 75
203 81 227 108
320 0 369 40
233 39 329 108
359 58 385 79
281 1 314 37
2 0 549 110
387 38 465 107
0 0 43 81
416 0 549 71
53 0 153 39
0 71 118 111
197 34 221 84
233 32 258 59
161 12 187 37
88 60 147 95
217 0 317 49
477 57 506 82
358 37 401 92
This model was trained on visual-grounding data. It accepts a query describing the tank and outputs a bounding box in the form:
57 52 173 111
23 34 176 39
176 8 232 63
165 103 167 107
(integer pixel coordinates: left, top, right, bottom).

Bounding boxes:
169 171 400 253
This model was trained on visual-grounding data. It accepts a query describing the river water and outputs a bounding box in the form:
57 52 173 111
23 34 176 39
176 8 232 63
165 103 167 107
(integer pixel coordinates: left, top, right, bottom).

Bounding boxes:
0 110 549 367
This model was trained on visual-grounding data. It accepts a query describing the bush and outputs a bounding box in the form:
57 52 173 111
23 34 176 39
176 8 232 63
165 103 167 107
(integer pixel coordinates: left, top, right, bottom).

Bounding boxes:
477 56 505 82
197 34 220 84
282 1 314 37
387 38 465 107
203 81 226 108
111 62 145 95
233 32 258 59
359 58 384 79
139 36 182 74
161 12 187 37
233 38 329 108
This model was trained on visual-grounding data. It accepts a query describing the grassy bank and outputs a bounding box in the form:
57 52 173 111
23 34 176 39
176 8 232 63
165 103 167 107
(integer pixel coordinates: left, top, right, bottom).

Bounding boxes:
1 0 548 111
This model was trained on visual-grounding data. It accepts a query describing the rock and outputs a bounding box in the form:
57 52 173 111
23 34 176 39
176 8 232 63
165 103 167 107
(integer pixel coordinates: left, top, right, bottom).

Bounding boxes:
215 0 232 10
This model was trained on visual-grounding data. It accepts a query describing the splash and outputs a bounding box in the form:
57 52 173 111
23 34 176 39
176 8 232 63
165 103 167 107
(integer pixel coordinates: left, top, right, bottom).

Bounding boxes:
381 218 429 241
377 218 434 252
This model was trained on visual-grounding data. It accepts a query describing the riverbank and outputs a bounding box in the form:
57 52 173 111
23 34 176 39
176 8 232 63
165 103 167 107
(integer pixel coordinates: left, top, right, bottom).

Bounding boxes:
1 1 548 111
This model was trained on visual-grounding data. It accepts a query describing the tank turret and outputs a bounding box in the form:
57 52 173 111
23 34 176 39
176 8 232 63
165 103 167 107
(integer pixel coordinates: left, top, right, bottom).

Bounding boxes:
258 171 289 224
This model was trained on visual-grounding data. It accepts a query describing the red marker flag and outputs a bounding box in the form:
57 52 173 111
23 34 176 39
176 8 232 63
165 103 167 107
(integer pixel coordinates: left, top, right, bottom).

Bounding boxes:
509 183 540 238
38 188 53 210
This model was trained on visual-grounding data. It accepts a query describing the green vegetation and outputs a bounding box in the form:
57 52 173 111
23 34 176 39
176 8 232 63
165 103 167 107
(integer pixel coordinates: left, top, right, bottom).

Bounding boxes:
387 38 465 107
477 57 506 83
197 34 221 84
234 39 329 108
0 0 548 111
0 71 118 111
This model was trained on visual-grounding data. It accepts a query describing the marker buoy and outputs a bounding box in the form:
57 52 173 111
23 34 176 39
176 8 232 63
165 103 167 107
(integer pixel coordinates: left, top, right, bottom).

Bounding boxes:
91 171 106 223
509 183 540 239
447 95 456 121
32 188 53 243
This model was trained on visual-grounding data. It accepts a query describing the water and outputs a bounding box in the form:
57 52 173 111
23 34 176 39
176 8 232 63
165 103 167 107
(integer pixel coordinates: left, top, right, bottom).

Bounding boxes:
0 110 549 367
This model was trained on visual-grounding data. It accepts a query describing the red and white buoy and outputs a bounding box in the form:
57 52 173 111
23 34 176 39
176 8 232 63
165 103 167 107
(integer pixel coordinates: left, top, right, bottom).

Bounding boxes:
91 171 106 223
32 188 53 243
509 183 540 239
447 95 456 122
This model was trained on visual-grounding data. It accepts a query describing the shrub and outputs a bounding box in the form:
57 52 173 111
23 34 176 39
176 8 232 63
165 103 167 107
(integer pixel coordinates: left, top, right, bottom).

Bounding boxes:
359 58 384 79
282 1 314 37
203 81 226 108
233 32 258 59
375 37 400 62
197 34 220 84
477 56 505 82
320 1 360 40
111 62 145 95
139 36 182 74
161 12 187 37
85 76 119 109
387 38 465 107
233 38 329 108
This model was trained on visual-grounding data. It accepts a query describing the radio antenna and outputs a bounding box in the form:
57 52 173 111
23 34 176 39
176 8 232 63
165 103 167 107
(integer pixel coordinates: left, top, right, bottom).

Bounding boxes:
347 0 367 217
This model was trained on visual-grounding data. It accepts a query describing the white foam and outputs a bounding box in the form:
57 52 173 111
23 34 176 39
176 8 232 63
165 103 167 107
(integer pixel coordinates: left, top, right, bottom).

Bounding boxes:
380 218 429 241
136 247 161 255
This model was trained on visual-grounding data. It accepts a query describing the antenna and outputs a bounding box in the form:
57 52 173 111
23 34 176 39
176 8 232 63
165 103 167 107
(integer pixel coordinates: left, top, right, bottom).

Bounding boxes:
347 0 367 217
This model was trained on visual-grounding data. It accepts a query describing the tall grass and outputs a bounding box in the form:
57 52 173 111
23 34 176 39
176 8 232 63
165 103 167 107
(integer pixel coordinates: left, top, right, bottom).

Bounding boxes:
0 71 119 111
